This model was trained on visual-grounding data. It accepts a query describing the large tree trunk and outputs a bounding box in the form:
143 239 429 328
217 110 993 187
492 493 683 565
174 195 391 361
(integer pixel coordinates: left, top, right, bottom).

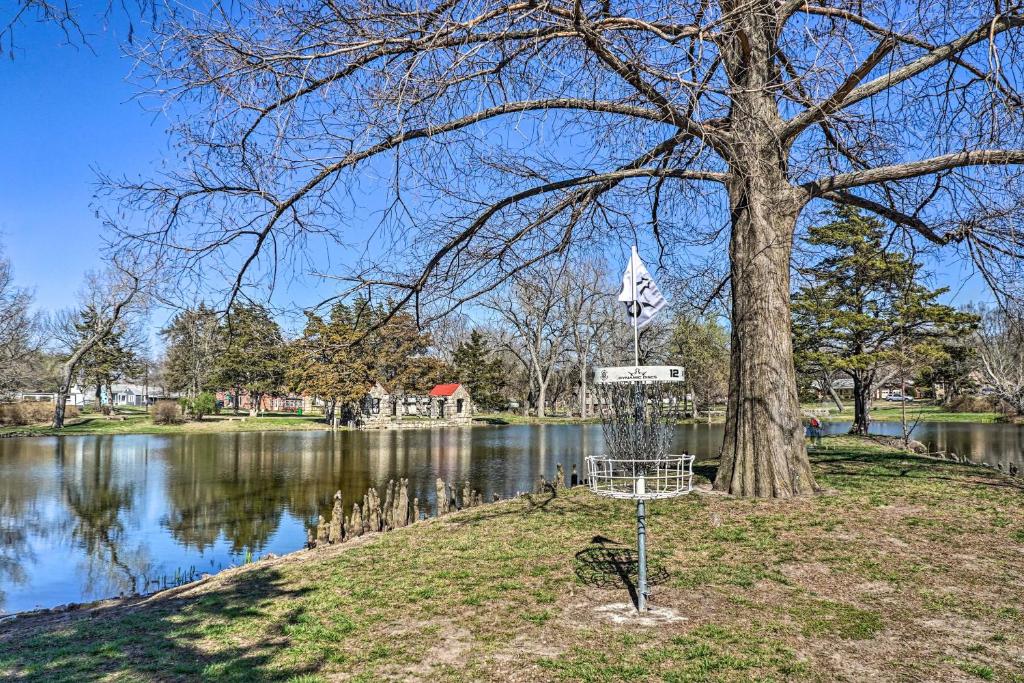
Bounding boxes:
851 376 871 435
53 392 69 429
713 4 816 498
53 359 79 428
714 185 816 496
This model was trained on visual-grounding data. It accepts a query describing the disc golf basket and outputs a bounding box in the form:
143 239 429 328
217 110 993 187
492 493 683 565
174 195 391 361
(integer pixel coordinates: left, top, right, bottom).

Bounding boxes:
585 374 693 611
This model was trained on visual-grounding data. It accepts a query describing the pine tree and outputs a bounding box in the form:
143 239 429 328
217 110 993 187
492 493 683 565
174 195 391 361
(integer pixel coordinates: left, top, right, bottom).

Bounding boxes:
76 305 144 410
215 304 287 415
160 304 222 398
453 330 506 411
288 303 371 423
793 207 977 434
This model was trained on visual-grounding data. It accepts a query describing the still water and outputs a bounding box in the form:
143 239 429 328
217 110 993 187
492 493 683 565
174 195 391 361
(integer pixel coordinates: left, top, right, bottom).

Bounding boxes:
0 421 1020 614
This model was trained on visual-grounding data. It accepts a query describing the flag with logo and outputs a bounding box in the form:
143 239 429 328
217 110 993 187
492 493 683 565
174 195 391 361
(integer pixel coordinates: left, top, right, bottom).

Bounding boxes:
618 246 667 328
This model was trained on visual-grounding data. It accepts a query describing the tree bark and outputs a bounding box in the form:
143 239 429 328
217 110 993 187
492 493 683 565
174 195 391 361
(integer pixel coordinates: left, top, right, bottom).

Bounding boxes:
53 389 69 429
536 379 547 419
715 184 816 496
851 375 871 435
713 3 816 498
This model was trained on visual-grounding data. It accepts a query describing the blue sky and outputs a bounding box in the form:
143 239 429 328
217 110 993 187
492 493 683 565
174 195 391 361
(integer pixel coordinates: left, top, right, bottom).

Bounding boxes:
0 8 993 333
0 15 172 315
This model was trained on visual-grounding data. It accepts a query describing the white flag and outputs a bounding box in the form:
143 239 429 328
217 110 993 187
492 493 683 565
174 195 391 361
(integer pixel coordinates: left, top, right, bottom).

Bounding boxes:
618 246 667 328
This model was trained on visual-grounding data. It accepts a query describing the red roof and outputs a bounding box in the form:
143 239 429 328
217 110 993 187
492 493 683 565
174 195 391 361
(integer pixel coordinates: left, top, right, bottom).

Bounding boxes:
429 383 462 397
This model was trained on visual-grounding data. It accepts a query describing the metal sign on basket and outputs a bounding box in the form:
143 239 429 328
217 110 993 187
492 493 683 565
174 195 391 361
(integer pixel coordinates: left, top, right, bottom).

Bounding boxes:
594 365 685 384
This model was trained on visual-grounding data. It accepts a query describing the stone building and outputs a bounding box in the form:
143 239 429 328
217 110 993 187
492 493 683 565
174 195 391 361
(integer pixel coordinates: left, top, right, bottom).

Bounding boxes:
428 383 473 423
356 382 394 426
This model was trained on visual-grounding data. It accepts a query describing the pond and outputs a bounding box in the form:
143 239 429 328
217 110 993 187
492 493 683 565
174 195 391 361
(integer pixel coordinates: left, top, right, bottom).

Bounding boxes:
0 420 1020 614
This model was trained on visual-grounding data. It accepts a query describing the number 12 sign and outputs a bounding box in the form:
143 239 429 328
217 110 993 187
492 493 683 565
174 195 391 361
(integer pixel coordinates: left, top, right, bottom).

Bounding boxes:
594 366 686 384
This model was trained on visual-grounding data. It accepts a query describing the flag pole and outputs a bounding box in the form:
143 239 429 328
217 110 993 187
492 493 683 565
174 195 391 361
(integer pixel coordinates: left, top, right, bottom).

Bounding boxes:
631 245 640 366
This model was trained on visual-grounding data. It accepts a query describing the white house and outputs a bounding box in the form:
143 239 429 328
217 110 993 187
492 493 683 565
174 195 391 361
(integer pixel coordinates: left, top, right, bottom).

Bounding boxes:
15 385 89 406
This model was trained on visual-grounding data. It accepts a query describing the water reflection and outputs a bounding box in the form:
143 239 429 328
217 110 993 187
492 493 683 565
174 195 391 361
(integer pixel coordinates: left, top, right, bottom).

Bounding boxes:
823 421 1024 471
57 438 156 602
0 421 1019 613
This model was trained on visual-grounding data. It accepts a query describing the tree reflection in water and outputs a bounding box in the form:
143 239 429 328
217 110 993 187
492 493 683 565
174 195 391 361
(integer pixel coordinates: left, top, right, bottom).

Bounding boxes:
162 432 285 554
58 438 156 600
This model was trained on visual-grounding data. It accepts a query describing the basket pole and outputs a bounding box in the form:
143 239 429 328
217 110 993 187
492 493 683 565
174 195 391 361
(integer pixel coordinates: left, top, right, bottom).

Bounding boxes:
636 498 648 611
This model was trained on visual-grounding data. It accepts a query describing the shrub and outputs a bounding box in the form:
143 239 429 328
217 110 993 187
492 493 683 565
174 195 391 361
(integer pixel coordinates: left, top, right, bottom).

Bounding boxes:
192 392 218 419
0 402 76 426
177 392 218 420
947 395 996 413
153 400 182 424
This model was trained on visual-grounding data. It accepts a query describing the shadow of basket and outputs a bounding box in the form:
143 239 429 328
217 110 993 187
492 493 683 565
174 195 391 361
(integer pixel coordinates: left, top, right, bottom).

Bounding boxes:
574 538 670 605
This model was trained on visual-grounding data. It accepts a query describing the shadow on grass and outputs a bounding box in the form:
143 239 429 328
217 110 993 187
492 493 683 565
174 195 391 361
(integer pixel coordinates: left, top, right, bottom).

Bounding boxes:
0 566 319 682
814 450 1024 491
440 488 611 530
573 536 670 609
693 462 719 484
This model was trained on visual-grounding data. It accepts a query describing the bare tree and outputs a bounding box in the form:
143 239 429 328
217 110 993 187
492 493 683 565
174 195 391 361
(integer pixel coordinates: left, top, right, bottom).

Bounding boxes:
484 263 570 418
560 259 613 418
49 269 143 428
974 305 1024 415
108 1 1024 497
0 249 39 398
2 1 151 56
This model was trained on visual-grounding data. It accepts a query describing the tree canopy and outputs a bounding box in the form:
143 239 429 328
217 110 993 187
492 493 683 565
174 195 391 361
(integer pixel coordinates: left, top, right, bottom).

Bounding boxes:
216 304 287 415
453 330 507 411
160 304 221 399
793 207 977 433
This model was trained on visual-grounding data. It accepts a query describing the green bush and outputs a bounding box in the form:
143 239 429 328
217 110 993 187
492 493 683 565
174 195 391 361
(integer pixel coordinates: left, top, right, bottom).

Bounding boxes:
193 392 218 419
178 392 218 420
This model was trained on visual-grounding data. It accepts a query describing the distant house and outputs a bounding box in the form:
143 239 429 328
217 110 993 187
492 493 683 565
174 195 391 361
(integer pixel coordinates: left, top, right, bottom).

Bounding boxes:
106 383 151 407
353 382 394 426
428 383 473 423
811 376 918 401
15 385 89 406
216 390 316 414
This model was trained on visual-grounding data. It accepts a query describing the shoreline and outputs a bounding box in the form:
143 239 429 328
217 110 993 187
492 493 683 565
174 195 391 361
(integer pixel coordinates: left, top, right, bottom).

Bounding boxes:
0 402 1015 439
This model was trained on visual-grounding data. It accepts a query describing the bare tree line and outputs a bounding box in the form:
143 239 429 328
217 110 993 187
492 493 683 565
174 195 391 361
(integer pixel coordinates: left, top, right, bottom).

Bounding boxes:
462 255 726 417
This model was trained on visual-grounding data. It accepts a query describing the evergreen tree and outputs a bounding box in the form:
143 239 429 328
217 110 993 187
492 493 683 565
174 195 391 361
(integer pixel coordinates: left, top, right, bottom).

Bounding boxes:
288 303 371 423
160 304 222 398
76 305 144 410
793 208 977 434
215 304 287 415
453 330 506 410
916 341 979 403
361 299 439 397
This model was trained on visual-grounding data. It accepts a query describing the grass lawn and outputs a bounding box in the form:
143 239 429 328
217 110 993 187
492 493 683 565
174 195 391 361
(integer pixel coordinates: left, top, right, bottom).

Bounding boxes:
2 437 1022 681
0 413 333 437
814 402 1005 424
